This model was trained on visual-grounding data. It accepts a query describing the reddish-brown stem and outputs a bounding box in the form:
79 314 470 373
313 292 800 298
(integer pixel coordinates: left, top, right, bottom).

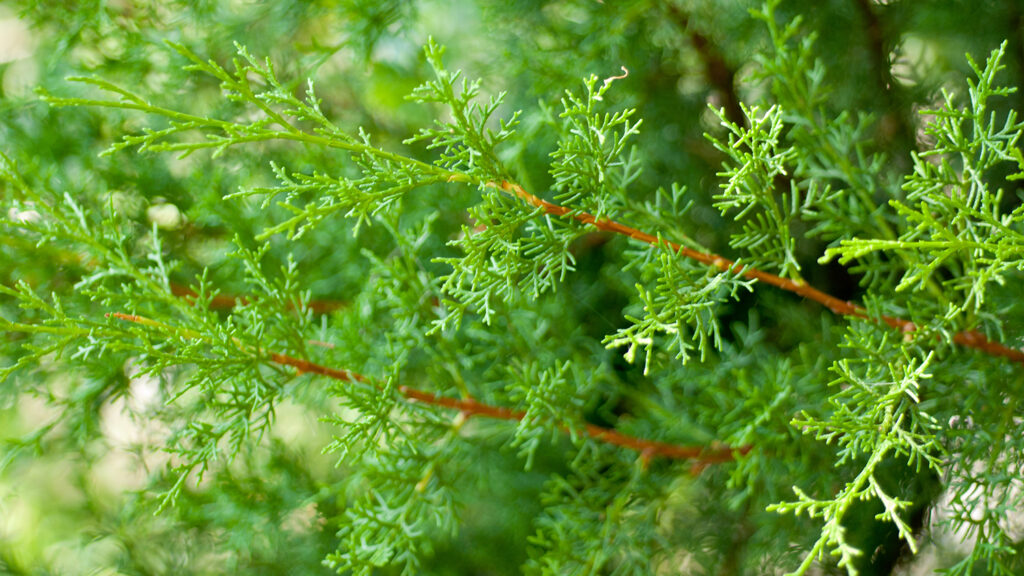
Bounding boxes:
497 181 1024 366
108 312 746 465
399 386 746 461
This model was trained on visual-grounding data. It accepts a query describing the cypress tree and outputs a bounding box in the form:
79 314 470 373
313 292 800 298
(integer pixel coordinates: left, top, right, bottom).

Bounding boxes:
3 1 1024 574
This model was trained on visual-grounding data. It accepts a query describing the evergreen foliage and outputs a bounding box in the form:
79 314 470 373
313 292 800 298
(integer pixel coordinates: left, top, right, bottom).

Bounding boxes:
3 1 1024 574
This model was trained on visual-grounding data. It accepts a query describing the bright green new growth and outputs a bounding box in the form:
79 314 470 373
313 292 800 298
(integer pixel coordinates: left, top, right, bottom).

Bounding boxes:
823 41 1024 321
3 1 1024 574
707 104 801 281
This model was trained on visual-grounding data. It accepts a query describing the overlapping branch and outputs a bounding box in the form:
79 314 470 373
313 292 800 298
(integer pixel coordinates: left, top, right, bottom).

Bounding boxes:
494 180 1024 366
108 312 747 465
158 175 1024 368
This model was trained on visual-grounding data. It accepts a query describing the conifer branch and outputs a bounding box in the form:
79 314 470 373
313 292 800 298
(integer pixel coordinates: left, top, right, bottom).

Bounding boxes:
7 5 1024 574
492 180 1024 366
107 312 746 465
398 387 747 463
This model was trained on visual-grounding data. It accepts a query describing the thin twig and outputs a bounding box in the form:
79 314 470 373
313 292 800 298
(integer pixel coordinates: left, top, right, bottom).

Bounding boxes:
107 312 747 465
495 180 1024 366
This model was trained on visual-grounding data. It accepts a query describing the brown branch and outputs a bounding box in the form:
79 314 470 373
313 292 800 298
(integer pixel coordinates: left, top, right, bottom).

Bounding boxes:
399 387 747 462
496 180 1024 366
107 312 746 466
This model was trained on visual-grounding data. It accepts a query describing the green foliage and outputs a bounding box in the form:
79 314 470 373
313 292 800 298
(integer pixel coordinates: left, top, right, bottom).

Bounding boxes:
707 103 801 279
603 243 752 372
769 324 943 574
548 71 642 220
823 42 1024 323
4 1 1024 575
